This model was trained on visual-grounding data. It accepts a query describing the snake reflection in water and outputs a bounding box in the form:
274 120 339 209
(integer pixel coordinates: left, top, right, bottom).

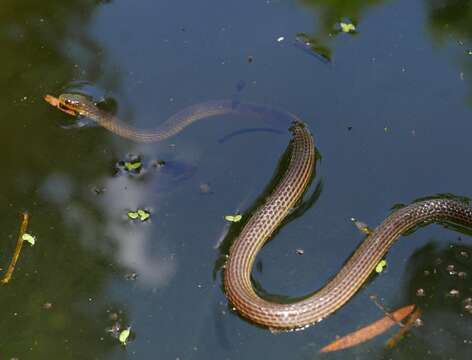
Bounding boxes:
45 93 472 330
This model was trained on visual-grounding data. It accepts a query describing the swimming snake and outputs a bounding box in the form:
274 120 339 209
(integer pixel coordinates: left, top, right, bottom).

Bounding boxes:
45 93 472 330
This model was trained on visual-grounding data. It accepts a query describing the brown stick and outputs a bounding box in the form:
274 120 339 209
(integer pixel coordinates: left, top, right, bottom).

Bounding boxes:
386 307 422 348
1 212 30 285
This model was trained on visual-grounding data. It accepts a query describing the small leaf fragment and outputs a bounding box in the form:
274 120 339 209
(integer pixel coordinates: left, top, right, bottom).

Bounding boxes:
225 214 242 222
22 233 36 246
137 209 150 221
127 211 139 220
119 327 131 345
124 161 142 171
375 259 387 273
340 22 356 33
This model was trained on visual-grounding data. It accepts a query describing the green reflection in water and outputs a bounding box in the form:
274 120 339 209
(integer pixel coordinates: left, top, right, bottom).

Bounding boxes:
425 0 472 105
296 0 385 60
0 0 127 359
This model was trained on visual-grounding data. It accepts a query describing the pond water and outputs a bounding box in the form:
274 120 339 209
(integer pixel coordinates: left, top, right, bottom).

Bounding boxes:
1 0 472 359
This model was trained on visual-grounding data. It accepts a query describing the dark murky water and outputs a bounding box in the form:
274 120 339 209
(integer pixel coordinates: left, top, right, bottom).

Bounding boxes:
1 0 472 359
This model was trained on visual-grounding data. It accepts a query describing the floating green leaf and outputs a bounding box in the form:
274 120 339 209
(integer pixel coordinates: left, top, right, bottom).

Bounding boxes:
137 209 150 221
128 209 150 221
22 233 36 246
375 260 387 273
225 214 242 222
124 161 142 171
340 22 356 33
127 211 139 220
119 327 131 345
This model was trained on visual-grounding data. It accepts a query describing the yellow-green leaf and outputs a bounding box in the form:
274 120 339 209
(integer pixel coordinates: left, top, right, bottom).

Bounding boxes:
137 209 150 221
225 214 242 222
22 233 36 246
375 259 387 273
124 161 142 171
127 211 139 219
119 327 131 345
340 22 356 33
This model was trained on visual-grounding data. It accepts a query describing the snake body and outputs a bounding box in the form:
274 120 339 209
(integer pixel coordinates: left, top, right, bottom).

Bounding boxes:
46 93 472 330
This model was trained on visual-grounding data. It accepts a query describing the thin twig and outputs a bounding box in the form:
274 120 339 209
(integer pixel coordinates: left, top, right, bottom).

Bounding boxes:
386 307 422 348
369 294 406 327
1 212 29 285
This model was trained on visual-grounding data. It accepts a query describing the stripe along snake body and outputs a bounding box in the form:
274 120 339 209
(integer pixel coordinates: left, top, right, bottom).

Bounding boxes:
45 93 472 330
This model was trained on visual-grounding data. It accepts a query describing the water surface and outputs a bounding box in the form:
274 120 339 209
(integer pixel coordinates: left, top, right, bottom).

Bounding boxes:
1 0 472 359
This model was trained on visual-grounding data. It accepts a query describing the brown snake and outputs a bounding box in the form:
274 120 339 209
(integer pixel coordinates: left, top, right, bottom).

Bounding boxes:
45 93 472 330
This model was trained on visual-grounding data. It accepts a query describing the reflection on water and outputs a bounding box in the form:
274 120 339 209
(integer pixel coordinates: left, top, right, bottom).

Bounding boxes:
0 0 125 358
296 0 385 61
2 0 472 358
425 0 472 104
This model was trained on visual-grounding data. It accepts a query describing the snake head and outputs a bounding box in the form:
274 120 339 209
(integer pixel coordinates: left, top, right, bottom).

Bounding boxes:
44 93 95 118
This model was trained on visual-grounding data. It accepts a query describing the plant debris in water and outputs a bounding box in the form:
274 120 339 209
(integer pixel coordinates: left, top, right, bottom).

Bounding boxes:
339 22 356 33
119 327 131 346
320 304 416 353
225 214 242 223
1 212 31 285
376 259 387 273
115 154 143 176
350 217 371 234
127 209 151 222
22 233 36 246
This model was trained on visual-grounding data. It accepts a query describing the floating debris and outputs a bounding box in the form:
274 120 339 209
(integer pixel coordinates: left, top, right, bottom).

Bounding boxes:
124 160 142 171
22 233 36 246
296 248 305 256
116 154 143 176
447 289 460 297
127 209 151 222
340 22 356 33
386 307 422 348
375 260 387 274
225 214 242 223
1 212 31 285
124 272 138 281
293 34 331 63
416 288 426 297
199 182 212 194
119 327 131 346
276 36 285 42
350 217 371 234
150 159 166 168
320 304 415 353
